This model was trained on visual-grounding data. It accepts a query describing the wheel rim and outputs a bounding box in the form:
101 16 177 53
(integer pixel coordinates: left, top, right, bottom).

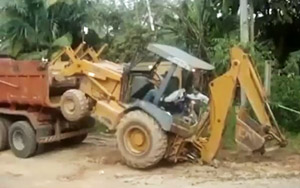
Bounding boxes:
124 126 150 156
63 99 76 114
12 130 25 151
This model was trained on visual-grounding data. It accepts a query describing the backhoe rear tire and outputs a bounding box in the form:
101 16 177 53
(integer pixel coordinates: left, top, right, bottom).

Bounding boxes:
61 89 89 122
116 111 167 169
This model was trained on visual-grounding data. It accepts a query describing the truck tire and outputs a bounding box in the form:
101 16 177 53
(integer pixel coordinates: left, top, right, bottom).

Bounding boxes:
0 117 12 151
0 121 8 151
61 89 89 122
9 121 37 158
116 111 167 169
61 133 88 146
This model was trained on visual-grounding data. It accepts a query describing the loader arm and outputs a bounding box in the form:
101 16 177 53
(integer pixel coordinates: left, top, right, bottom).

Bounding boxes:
49 46 125 129
201 47 287 163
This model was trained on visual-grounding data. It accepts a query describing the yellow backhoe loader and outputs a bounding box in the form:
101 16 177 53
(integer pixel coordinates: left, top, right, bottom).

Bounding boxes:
49 43 287 169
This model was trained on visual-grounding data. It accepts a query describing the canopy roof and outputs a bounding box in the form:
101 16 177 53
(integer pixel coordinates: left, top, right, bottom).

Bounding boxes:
147 43 215 71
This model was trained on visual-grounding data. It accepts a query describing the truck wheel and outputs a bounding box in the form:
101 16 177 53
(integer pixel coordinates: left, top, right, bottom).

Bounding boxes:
0 117 11 151
116 111 167 169
9 121 37 158
61 89 89 122
61 133 88 146
0 122 8 151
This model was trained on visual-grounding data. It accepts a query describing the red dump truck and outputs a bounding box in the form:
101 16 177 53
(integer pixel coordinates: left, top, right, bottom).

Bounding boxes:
0 57 93 158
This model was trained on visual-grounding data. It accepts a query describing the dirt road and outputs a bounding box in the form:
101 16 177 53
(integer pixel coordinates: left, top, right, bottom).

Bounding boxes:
1 135 300 188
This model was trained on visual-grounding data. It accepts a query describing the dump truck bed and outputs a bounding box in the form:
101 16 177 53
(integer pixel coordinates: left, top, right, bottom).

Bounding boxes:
0 58 49 106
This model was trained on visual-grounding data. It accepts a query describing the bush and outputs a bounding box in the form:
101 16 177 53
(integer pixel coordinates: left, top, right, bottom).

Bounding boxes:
271 75 300 132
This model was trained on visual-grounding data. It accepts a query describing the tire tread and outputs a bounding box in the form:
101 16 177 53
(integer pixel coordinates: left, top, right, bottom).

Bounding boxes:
117 111 167 169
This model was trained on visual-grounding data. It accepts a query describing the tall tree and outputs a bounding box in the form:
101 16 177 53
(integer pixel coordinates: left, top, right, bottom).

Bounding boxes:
0 0 93 59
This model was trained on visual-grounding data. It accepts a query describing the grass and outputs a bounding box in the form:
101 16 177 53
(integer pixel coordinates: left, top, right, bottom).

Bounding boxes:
285 133 300 153
91 120 112 135
223 106 237 150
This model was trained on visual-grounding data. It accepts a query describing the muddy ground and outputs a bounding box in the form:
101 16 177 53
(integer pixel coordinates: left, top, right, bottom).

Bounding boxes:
0 135 300 188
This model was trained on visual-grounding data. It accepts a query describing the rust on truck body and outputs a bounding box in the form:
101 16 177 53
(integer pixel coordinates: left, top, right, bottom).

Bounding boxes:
0 58 50 106
0 58 92 146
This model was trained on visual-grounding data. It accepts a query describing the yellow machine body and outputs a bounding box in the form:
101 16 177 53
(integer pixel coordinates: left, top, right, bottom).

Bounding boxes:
163 47 286 164
49 45 125 129
49 44 287 167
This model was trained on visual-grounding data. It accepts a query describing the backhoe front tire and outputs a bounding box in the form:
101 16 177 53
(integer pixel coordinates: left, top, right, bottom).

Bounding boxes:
9 121 37 158
61 89 89 122
116 111 167 169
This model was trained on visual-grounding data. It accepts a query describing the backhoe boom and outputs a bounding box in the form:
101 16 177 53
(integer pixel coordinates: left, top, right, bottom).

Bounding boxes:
201 47 287 163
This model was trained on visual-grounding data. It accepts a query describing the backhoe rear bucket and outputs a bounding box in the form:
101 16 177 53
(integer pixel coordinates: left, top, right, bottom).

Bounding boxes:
235 110 265 152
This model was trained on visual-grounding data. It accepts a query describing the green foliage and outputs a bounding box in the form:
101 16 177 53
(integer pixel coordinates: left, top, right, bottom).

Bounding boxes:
253 0 300 25
223 106 237 150
285 132 300 153
52 32 73 47
0 0 90 59
283 50 300 76
206 37 275 76
158 0 238 61
17 50 48 60
271 75 300 132
247 40 276 78
106 26 155 63
207 34 239 75
83 0 158 62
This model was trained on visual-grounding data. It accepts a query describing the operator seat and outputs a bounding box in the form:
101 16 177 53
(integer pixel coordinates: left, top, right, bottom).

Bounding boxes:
143 76 179 103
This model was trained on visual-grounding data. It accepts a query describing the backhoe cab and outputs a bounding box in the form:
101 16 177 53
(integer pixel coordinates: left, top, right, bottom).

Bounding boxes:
49 43 287 169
